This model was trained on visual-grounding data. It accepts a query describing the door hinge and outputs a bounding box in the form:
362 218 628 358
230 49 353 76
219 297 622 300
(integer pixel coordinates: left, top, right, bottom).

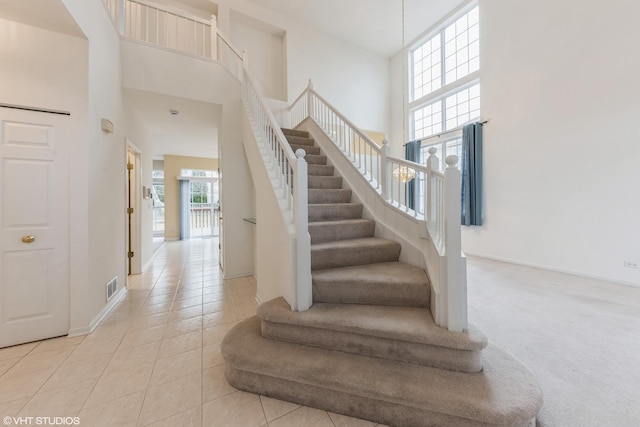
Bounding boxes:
128 251 134 258
127 207 134 214
127 163 134 170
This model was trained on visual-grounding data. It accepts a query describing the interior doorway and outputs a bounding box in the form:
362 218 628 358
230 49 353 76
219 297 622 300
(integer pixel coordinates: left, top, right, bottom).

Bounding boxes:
179 169 219 240
188 179 218 238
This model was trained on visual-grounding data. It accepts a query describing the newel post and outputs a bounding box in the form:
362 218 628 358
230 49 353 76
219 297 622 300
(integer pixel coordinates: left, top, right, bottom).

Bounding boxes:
444 155 467 332
210 15 218 61
425 147 439 223
381 139 391 200
306 79 314 120
294 149 312 311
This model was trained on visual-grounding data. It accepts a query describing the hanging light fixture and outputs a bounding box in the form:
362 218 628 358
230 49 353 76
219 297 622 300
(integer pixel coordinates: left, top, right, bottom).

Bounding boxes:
393 165 416 183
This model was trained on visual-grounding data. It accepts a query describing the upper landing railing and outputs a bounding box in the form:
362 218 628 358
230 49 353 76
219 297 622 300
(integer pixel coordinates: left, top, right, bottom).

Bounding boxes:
290 82 466 331
101 0 243 80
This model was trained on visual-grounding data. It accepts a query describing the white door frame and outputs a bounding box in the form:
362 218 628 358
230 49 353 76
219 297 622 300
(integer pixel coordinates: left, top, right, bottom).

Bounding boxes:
126 139 142 276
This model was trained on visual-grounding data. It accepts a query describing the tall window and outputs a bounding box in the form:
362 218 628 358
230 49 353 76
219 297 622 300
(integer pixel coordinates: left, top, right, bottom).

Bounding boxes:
410 4 480 141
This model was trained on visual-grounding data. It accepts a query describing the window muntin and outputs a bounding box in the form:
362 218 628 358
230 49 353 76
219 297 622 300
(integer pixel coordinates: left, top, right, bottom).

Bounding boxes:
443 7 479 85
409 4 480 141
180 169 217 178
444 83 480 130
413 101 443 140
411 33 442 101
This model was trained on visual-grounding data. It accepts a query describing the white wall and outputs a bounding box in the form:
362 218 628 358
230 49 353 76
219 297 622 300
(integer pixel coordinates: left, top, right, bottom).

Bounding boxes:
241 113 294 305
230 12 286 100
390 0 640 286
466 0 640 286
217 0 390 134
62 0 131 326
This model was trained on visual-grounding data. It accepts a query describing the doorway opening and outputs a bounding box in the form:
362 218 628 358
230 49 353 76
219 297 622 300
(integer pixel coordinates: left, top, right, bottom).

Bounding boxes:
179 169 219 239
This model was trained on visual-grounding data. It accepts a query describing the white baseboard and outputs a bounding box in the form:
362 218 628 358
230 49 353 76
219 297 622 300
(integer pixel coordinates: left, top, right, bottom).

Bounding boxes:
223 271 255 280
464 252 640 288
143 245 164 272
68 287 128 337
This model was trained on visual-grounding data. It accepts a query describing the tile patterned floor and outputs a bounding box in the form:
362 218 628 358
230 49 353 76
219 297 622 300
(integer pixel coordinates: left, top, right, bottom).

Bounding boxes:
0 239 386 427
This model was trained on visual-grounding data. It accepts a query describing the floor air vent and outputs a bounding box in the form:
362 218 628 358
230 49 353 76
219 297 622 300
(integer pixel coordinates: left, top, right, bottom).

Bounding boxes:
106 277 118 302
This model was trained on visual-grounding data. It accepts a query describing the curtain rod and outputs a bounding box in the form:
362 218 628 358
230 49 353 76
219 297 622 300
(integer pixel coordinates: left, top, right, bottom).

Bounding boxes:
402 120 488 146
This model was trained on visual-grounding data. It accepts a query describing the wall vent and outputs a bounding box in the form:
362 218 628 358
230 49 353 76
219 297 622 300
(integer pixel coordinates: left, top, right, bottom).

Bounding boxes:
106 277 118 302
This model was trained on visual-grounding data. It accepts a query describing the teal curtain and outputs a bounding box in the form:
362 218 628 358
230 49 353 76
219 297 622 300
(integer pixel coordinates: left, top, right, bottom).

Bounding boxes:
404 140 421 210
461 123 483 226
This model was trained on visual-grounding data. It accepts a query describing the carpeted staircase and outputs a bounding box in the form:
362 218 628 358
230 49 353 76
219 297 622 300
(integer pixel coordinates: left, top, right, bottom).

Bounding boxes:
222 128 542 426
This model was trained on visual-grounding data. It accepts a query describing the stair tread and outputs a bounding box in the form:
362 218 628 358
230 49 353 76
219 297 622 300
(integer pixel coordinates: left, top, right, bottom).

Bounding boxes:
313 261 427 286
311 237 399 251
290 144 321 154
308 176 343 189
308 164 334 176
312 261 429 306
223 317 543 426
258 297 486 351
303 154 327 165
309 218 373 227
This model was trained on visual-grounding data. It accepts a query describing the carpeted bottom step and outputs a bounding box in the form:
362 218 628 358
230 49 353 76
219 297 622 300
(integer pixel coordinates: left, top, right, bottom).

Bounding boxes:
312 261 430 307
222 317 542 427
258 298 487 372
311 237 400 270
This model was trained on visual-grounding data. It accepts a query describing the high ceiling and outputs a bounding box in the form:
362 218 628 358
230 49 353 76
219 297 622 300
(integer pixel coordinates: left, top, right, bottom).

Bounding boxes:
244 0 464 57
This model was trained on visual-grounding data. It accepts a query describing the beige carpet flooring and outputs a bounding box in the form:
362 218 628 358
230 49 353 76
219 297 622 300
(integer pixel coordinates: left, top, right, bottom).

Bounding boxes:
466 256 640 427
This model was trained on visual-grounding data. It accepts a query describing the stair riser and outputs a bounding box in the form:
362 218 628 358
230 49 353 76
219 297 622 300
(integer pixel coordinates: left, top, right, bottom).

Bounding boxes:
311 243 400 270
304 154 328 165
309 221 374 244
262 321 483 372
290 144 321 155
226 367 499 427
312 281 429 308
282 128 310 138
308 176 343 189
309 205 362 222
308 165 334 176
308 189 352 204
285 135 314 145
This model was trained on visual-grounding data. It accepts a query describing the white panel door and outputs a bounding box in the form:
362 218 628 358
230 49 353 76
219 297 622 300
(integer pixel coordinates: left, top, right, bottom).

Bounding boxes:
0 108 69 348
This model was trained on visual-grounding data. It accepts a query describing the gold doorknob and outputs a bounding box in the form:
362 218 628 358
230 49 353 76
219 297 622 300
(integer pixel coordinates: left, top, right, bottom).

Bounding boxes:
21 235 35 243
